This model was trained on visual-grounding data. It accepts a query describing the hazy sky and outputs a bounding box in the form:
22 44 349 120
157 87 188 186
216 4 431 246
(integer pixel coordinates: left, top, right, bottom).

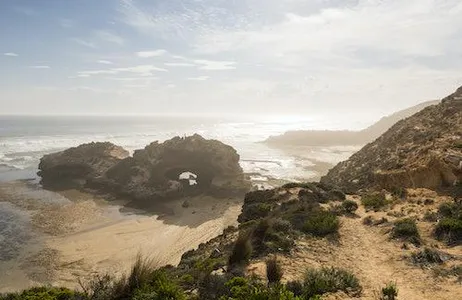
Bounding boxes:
1 0 461 119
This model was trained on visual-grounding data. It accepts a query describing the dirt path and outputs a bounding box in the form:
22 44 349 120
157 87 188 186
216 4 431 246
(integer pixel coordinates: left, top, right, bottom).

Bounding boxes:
279 198 462 299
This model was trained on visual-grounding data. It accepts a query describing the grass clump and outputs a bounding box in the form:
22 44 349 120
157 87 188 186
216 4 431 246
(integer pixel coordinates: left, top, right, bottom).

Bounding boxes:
361 193 388 211
434 265 462 283
266 256 283 284
302 210 340 237
228 233 253 268
302 267 362 298
379 282 398 300
391 218 421 246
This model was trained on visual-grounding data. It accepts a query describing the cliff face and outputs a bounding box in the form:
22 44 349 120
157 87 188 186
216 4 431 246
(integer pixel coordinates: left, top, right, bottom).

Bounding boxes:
321 87 462 192
38 134 250 203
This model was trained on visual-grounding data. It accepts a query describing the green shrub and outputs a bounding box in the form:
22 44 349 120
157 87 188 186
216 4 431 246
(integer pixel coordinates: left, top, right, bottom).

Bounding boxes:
272 218 293 232
0 287 80 300
302 210 339 237
361 193 388 211
341 200 359 214
380 282 398 300
435 217 462 244
286 281 303 297
391 218 421 246
228 233 252 267
131 270 186 300
266 256 283 284
221 277 300 300
410 248 446 266
423 211 438 222
302 267 362 298
390 187 407 199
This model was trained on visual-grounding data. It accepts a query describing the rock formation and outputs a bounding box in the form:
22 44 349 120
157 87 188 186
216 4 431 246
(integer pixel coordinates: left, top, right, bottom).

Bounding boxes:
321 86 462 192
38 135 250 203
38 142 129 189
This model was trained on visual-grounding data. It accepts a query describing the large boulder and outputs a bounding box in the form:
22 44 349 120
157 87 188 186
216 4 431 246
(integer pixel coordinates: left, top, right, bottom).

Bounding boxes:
38 135 250 203
38 142 129 189
321 86 462 192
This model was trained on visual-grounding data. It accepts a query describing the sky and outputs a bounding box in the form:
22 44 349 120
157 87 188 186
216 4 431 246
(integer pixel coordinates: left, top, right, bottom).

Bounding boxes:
1 0 462 121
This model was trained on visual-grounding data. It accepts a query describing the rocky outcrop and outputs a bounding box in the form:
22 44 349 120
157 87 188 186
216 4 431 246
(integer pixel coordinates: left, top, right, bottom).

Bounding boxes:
321 86 462 192
38 135 250 203
38 142 129 189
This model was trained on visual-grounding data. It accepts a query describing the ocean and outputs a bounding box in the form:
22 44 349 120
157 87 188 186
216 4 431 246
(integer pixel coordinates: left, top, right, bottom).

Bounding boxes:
0 115 364 183
0 115 363 291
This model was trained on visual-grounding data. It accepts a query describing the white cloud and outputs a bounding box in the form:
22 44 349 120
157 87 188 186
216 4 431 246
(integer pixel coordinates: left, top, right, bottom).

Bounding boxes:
4 52 18 57
71 38 97 48
77 64 167 78
136 50 167 57
30 66 50 69
167 84 176 88
108 77 158 81
187 76 210 81
95 30 125 45
164 62 196 67
194 59 236 70
97 60 113 65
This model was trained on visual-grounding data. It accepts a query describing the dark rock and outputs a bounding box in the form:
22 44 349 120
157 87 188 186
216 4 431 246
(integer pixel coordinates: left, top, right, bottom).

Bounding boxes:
38 134 250 204
38 142 129 189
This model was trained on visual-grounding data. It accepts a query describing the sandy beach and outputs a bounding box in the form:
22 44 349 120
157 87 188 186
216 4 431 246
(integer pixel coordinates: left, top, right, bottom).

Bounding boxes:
0 181 242 292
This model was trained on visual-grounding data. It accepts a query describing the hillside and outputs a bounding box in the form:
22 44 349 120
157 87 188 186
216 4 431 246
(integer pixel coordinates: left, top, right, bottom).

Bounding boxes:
321 86 462 193
264 100 439 147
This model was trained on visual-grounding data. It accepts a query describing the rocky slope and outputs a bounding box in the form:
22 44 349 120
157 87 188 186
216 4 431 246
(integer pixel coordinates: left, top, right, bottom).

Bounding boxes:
38 134 250 204
321 86 462 192
264 100 438 147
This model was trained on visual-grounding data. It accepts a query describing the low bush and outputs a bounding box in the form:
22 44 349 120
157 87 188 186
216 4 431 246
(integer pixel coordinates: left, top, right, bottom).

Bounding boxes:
361 193 388 211
341 200 359 214
0 287 81 300
221 277 300 300
286 281 303 297
266 256 283 284
131 270 186 300
391 218 421 246
434 265 462 283
410 248 446 266
380 282 398 300
302 267 362 298
435 218 462 244
423 211 438 222
302 210 340 237
228 233 253 268
390 186 407 199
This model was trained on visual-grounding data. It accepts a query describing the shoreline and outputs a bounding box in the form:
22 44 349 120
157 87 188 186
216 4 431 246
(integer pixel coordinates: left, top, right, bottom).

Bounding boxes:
0 180 243 292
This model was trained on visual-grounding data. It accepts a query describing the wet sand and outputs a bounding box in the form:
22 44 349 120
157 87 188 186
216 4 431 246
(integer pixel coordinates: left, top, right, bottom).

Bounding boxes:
0 181 242 292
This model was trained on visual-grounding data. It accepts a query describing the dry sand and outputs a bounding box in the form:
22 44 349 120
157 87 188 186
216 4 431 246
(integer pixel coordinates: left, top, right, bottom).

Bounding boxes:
0 181 242 292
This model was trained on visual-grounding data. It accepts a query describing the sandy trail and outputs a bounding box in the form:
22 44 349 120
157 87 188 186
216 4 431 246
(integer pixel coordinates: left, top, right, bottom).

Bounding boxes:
278 196 462 299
